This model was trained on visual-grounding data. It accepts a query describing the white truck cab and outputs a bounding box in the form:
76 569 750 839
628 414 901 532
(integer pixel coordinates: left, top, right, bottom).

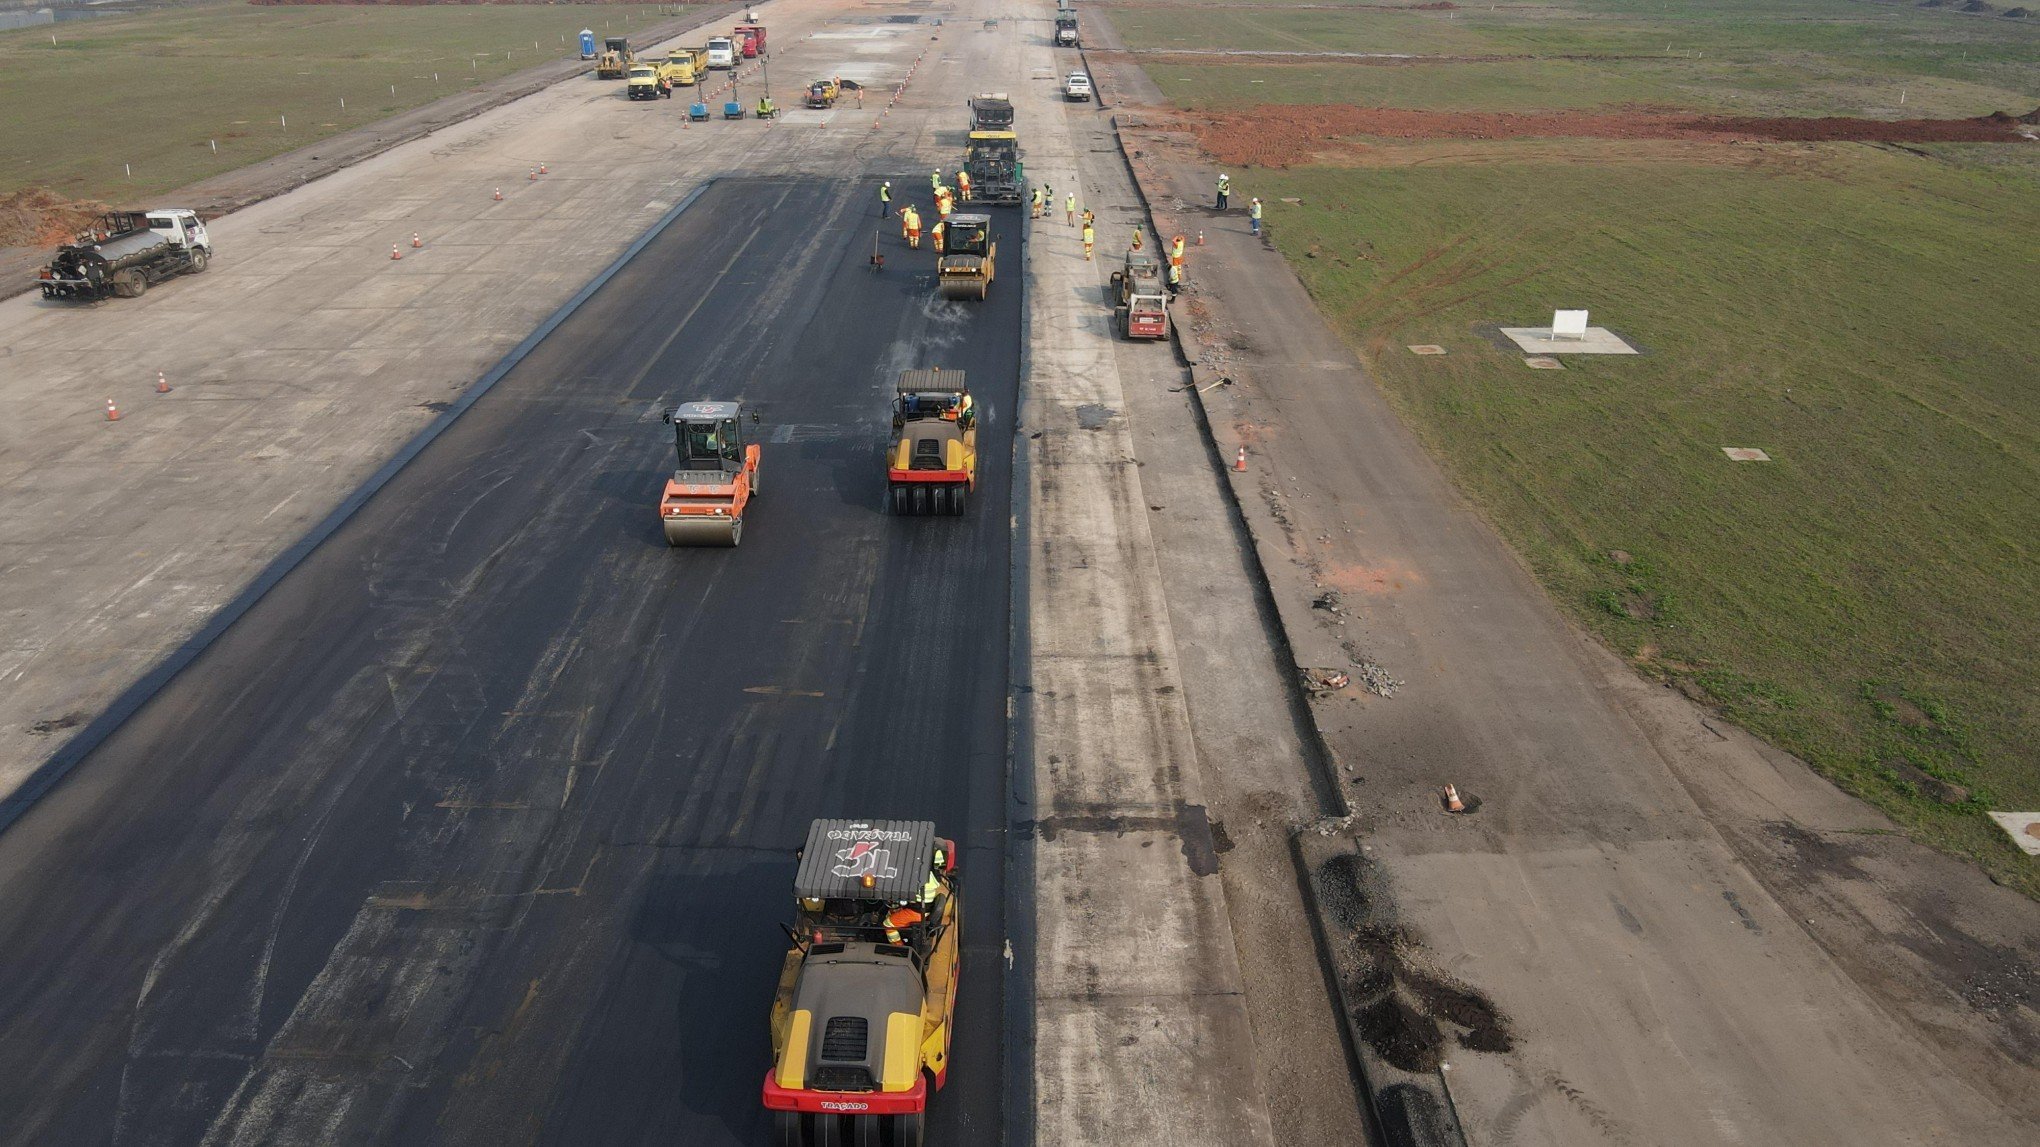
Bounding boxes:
707 37 736 69
147 209 210 251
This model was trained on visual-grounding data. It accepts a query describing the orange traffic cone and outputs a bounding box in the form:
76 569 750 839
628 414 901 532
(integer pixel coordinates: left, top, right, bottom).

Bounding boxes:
391 243 402 261
411 232 422 248
493 188 503 201
529 168 538 181
1198 230 1205 246
105 398 121 422
538 163 549 174
156 371 170 394
1233 446 1246 472
1443 785 1467 813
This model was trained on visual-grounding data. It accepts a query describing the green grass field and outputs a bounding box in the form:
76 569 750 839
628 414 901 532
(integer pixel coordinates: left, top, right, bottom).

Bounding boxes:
1109 0 2040 891
0 1 672 204
1109 0 2040 117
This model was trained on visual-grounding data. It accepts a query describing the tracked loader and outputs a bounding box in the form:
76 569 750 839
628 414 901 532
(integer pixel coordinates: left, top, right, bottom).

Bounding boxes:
658 401 760 546
886 371 976 516
766 819 960 1147
935 215 995 301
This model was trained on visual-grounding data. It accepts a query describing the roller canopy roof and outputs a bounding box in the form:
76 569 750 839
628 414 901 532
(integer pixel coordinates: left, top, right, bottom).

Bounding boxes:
795 819 937 901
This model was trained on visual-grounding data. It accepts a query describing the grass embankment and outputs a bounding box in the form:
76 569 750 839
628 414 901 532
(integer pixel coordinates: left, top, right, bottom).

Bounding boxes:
1111 0 2040 117
1102 0 2040 891
0 1 672 205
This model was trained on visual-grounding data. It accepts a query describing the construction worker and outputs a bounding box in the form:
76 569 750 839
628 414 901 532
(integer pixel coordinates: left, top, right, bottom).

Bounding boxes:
1166 260 1183 297
903 204 922 248
1170 233 1186 267
1130 226 1144 252
884 904 924 945
878 180 892 218
1065 191 1076 227
935 185 953 220
1215 173 1231 211
1029 186 1043 219
1081 208 1095 229
1081 220 1095 260
922 847 946 905
932 218 946 254
1250 197 1263 237
931 168 943 194
956 168 971 201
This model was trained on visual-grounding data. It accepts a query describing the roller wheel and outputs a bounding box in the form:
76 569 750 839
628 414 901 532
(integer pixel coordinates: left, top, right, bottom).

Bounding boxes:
749 464 761 498
951 485 969 516
913 486 932 516
891 486 909 515
189 249 209 273
728 517 743 547
977 279 987 300
813 1111 844 1147
852 1114 883 1147
887 1111 926 1147
773 1111 805 1147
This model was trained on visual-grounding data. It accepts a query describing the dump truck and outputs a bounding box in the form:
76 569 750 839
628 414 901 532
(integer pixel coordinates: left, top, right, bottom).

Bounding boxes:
707 36 737 69
661 47 708 87
626 64 672 100
964 131 1023 207
659 401 761 546
887 371 976 516
597 36 633 79
805 78 840 109
1109 249 1162 306
967 93 1013 132
734 21 768 58
765 818 960 1147
936 214 996 301
1119 291 1169 340
39 209 211 300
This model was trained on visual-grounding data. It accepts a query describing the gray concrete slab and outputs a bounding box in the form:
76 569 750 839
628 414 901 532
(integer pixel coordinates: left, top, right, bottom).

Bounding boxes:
1499 326 1638 354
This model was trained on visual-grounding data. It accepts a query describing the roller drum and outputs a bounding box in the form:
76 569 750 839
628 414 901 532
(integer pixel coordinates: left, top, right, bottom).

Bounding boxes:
664 516 741 546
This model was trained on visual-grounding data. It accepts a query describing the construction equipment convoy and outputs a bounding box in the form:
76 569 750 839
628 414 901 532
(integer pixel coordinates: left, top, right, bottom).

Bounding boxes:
627 64 672 101
766 818 960 1147
659 401 761 546
596 36 633 79
39 210 211 300
935 215 996 301
967 93 1013 132
964 131 1024 207
887 370 977 516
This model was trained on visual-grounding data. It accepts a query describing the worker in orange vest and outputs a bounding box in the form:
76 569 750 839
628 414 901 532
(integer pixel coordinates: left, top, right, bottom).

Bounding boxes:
902 205 922 248
884 904 924 945
956 168 972 202
932 218 947 253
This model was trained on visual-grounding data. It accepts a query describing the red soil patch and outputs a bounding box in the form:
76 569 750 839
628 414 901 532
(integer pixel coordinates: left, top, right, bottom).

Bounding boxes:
0 188 114 250
1185 105 2038 167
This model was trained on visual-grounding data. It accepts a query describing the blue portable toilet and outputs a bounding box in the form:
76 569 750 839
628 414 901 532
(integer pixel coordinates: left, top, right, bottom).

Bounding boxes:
579 29 596 60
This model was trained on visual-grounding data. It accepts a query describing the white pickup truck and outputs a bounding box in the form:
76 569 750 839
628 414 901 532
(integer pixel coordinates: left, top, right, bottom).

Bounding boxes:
1063 72 1092 102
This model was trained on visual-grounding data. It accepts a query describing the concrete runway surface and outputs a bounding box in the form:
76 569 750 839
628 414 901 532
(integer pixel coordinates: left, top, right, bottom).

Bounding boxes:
0 176 1021 1145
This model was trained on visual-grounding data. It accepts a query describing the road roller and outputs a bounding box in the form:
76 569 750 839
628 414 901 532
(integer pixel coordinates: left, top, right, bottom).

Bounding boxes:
935 214 995 301
765 819 960 1147
886 371 975 516
658 401 760 546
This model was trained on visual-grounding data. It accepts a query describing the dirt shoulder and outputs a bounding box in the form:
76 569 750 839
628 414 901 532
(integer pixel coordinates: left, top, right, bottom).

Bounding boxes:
1085 7 2040 1147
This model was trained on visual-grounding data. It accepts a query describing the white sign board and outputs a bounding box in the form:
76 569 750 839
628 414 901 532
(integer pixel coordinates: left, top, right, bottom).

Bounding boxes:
1552 310 1590 340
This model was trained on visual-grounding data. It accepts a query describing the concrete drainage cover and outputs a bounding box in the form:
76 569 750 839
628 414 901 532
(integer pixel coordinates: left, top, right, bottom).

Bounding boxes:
1524 357 1564 370
1721 447 1772 462
1407 345 1446 355
1987 812 2040 856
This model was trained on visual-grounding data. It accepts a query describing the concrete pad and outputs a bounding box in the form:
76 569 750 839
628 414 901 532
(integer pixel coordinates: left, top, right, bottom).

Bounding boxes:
1408 344 1447 355
1500 326 1638 355
1722 446 1773 461
1523 356 1564 369
1988 812 2040 856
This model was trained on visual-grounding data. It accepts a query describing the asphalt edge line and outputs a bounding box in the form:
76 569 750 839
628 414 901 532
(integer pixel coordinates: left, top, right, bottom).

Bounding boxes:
1076 25 1465 1147
1004 194 1041 1147
0 180 717 836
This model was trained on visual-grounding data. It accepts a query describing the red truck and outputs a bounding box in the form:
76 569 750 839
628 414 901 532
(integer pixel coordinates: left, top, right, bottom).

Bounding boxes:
734 22 767 58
